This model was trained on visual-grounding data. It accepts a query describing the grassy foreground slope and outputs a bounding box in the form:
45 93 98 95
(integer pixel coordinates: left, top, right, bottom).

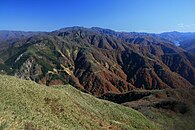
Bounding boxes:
0 75 158 130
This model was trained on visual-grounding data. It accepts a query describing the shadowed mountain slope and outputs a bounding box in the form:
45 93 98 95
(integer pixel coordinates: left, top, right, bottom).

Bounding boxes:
180 38 195 53
0 27 194 96
100 87 195 130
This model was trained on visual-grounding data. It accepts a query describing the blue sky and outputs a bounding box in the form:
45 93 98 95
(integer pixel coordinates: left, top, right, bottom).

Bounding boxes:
0 0 195 33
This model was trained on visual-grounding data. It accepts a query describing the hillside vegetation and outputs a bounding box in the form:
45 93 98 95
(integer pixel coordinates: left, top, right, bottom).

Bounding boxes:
0 74 159 130
0 27 194 96
101 87 195 130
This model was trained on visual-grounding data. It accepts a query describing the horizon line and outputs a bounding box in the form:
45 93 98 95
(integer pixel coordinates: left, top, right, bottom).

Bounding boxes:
0 26 195 34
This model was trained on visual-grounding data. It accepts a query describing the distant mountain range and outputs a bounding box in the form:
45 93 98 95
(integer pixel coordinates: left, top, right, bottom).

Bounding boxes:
0 30 44 51
1 28 194 51
159 31 195 45
0 27 194 96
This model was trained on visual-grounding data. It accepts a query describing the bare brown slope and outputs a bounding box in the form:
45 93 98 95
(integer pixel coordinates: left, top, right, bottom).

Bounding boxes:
0 27 194 96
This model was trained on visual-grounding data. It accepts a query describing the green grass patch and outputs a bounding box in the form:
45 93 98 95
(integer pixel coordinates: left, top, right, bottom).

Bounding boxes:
0 74 159 129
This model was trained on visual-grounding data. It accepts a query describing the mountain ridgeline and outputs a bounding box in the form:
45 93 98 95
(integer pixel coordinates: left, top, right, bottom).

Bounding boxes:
0 27 194 96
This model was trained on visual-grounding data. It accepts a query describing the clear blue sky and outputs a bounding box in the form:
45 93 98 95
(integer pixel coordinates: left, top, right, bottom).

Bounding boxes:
0 0 195 33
